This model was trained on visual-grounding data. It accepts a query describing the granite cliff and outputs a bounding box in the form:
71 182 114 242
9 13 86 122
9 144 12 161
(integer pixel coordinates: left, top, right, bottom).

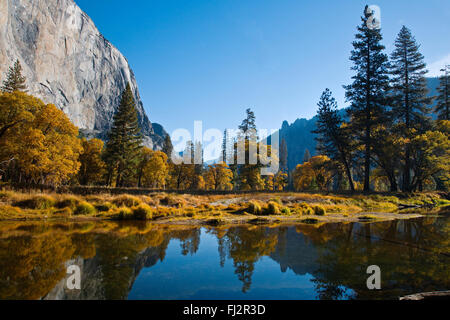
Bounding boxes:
0 0 166 148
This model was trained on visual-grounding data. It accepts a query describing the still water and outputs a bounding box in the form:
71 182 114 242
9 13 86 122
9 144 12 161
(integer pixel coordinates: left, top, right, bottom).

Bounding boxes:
0 216 448 300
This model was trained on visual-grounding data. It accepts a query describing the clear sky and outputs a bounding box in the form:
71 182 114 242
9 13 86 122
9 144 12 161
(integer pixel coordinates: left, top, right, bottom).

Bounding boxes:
75 0 450 136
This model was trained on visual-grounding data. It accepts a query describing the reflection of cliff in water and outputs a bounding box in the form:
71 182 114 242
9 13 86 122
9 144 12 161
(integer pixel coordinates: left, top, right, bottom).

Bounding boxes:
0 217 448 300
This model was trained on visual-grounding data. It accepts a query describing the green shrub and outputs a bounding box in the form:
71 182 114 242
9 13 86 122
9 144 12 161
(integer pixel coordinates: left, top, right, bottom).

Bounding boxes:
16 195 55 210
281 207 291 215
112 195 142 207
294 202 314 215
132 204 153 220
74 201 96 215
265 201 281 215
247 201 263 215
313 205 326 216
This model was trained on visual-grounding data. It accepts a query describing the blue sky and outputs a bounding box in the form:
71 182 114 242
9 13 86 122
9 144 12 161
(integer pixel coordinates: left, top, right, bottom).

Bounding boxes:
75 0 450 136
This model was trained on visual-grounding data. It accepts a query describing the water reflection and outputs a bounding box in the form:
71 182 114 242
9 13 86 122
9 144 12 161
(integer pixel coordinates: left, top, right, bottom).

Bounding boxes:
0 216 448 300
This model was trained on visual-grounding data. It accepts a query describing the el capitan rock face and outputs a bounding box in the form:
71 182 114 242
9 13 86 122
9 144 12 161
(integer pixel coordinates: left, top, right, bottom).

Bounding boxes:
0 0 166 148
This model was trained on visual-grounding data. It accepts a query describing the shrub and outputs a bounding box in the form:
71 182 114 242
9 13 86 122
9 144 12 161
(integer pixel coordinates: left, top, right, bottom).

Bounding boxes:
265 201 281 215
112 195 142 207
313 205 326 216
54 207 72 216
269 197 283 205
293 202 314 215
56 196 81 209
281 207 291 215
117 207 134 220
16 195 55 210
74 201 96 215
247 201 263 215
94 202 115 212
132 204 153 220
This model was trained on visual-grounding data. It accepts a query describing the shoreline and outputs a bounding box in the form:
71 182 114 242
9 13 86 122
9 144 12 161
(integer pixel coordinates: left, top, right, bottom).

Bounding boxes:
1 190 448 226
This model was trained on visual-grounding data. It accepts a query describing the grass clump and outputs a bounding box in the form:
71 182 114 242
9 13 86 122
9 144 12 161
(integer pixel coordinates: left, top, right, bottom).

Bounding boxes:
112 195 142 207
132 204 153 220
56 196 81 209
265 201 281 215
313 205 326 216
247 200 263 215
94 202 116 212
280 207 291 215
73 201 96 215
293 202 314 215
116 207 134 220
15 195 56 210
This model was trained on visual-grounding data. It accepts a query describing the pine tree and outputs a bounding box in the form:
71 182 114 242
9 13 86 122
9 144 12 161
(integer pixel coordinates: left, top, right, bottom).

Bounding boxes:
435 65 449 120
222 129 229 163
313 89 355 191
1 60 27 93
390 26 432 191
238 108 258 141
344 5 390 192
104 83 143 187
279 138 288 172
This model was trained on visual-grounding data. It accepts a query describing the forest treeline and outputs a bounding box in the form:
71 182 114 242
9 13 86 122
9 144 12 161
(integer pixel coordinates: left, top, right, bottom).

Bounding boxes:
0 6 448 193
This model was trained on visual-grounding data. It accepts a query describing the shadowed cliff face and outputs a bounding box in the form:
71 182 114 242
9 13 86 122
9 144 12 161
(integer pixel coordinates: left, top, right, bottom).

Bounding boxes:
0 0 166 149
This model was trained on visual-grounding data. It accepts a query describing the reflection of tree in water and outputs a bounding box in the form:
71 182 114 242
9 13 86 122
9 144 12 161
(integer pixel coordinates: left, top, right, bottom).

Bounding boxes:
169 228 201 256
307 218 450 300
214 226 280 292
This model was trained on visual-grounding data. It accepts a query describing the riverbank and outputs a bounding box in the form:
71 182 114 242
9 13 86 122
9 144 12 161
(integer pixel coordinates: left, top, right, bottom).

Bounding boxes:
0 190 449 225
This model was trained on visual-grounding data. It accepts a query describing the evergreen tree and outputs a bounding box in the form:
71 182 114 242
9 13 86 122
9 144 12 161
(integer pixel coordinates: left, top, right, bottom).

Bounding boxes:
238 108 258 140
344 5 390 192
313 89 355 191
303 149 311 163
104 83 143 187
390 26 432 191
435 65 449 120
279 138 288 172
162 134 174 161
1 60 27 93
222 129 229 163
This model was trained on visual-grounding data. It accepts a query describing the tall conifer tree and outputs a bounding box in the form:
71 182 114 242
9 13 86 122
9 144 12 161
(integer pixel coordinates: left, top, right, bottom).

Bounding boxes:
390 26 432 191
104 83 143 187
435 65 449 120
313 89 355 191
344 5 390 192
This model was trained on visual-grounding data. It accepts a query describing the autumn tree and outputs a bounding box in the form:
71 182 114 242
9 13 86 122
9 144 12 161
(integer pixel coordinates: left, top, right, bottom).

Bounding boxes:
293 155 336 192
104 83 143 187
274 171 288 191
313 88 355 191
138 148 169 189
0 92 81 186
390 26 432 191
204 162 233 191
344 6 390 192
78 138 106 185
410 130 450 191
435 65 449 120
1 60 27 93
